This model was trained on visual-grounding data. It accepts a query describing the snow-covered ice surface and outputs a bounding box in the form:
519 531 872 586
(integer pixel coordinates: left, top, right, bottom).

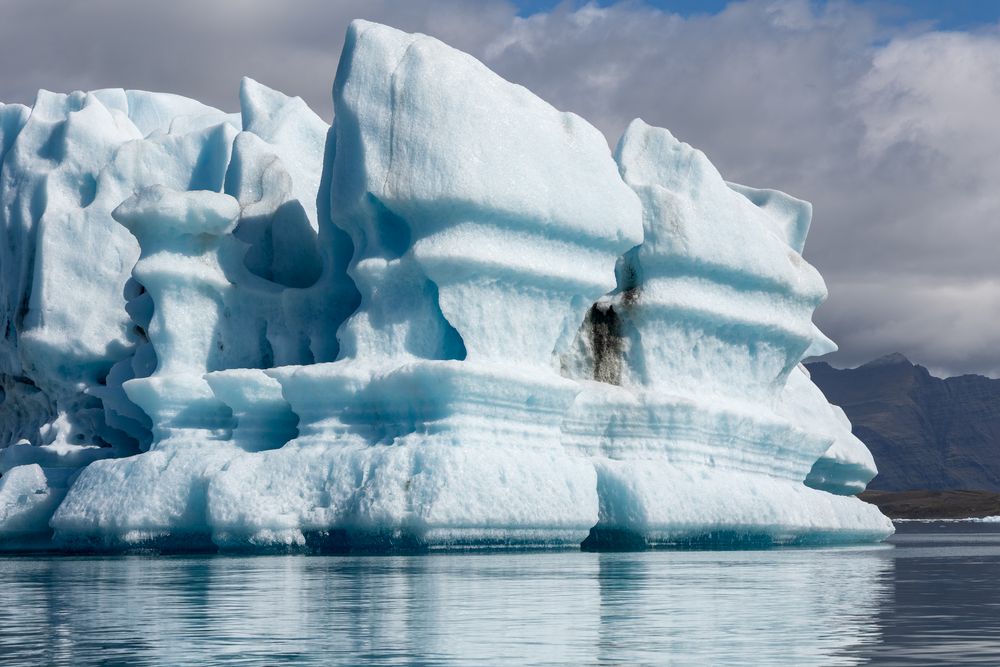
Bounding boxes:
0 20 891 552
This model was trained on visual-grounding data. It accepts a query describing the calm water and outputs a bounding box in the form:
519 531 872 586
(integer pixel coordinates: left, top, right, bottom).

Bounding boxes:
2 524 1000 666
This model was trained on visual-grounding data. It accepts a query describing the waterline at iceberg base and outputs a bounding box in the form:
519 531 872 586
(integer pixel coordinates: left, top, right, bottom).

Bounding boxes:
0 20 892 553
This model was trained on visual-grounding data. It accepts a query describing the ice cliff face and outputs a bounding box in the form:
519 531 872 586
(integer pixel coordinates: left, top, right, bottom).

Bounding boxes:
0 20 892 552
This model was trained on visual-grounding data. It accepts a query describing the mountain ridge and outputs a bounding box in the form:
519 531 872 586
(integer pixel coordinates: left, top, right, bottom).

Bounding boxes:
806 354 1000 492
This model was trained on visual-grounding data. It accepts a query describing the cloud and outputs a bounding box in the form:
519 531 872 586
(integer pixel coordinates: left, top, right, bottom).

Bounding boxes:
0 0 518 121
1 0 999 376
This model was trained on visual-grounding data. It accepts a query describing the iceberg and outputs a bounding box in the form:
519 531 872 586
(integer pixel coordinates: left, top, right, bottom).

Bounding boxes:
0 20 891 552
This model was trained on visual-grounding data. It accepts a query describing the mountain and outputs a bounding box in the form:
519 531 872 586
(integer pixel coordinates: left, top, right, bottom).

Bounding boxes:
806 354 1000 491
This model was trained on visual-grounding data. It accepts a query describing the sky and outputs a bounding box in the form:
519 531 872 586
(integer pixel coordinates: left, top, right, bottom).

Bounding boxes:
1 0 998 377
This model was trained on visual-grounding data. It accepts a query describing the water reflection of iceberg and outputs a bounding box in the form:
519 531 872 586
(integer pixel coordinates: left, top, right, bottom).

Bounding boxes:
0 550 892 665
596 549 892 665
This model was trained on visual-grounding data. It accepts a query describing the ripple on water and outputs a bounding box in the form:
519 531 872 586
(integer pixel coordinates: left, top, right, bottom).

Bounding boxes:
2 527 1000 666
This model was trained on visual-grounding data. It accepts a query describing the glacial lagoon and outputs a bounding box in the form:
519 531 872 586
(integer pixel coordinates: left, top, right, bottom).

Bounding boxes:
2 523 999 666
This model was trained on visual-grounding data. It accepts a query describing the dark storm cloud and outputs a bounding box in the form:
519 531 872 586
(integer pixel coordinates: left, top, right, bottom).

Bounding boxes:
1 0 998 376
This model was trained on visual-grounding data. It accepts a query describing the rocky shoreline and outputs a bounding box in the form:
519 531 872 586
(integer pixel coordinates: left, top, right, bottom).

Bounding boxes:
860 490 1000 520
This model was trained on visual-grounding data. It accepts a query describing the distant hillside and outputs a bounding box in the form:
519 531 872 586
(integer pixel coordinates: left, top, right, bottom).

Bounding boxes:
806 354 1000 492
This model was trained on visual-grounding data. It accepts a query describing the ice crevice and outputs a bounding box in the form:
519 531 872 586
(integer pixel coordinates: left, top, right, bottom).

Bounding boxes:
0 20 891 552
